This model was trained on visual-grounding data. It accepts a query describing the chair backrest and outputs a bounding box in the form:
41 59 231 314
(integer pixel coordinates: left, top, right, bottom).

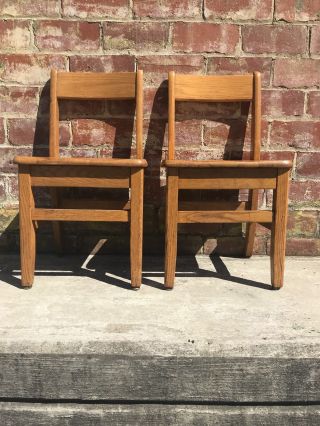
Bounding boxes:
168 72 261 161
49 70 143 159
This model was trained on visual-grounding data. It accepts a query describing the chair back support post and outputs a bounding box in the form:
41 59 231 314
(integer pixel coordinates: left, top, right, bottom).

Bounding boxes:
251 71 261 160
168 71 176 160
135 70 143 159
49 69 59 158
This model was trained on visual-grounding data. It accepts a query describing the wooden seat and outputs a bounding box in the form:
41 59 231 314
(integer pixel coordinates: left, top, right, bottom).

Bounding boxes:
164 72 292 289
14 70 146 289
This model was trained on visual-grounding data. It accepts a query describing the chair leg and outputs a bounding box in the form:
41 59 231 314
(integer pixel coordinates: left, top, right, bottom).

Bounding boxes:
245 189 259 257
270 169 290 289
164 168 178 289
18 167 36 288
50 188 62 254
130 168 144 288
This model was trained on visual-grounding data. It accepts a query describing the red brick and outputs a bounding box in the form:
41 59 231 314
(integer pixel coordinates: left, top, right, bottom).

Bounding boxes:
62 0 129 18
0 0 59 17
203 119 248 149
208 57 272 86
143 88 168 119
103 22 169 51
0 118 4 144
175 120 202 148
203 237 246 256
307 92 320 118
275 0 320 22
242 25 307 54
205 0 273 20
176 101 241 120
259 151 295 162
296 152 320 178
173 23 239 53
287 211 318 237
133 0 201 18
270 121 320 150
0 20 31 50
35 21 100 52
0 54 66 84
0 147 33 173
311 26 320 55
70 55 135 72
137 55 205 86
262 90 304 117
274 59 320 88
72 119 134 148
0 86 38 114
8 118 71 147
285 238 320 256
289 181 320 204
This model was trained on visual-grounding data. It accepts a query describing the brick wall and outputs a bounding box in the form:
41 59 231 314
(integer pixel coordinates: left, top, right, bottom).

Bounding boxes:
0 0 319 255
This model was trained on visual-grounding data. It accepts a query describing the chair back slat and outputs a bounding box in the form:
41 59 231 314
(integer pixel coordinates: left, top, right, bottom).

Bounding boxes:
49 70 143 159
168 71 261 160
56 72 136 100
175 74 254 102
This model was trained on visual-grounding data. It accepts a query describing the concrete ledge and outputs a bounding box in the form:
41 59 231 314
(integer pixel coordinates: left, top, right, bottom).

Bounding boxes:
0 403 320 425
0 255 319 407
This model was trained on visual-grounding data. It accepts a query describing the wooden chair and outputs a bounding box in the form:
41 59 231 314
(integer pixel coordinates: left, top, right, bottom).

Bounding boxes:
164 72 292 289
14 70 147 289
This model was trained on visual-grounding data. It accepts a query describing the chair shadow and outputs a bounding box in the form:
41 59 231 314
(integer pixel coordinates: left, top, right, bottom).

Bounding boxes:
0 252 271 291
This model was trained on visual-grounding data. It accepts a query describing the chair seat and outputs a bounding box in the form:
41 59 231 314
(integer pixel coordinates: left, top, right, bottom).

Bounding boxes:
163 159 292 168
14 156 148 168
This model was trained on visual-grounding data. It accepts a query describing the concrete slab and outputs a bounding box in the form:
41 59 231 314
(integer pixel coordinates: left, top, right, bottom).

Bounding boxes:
0 255 319 358
0 255 319 404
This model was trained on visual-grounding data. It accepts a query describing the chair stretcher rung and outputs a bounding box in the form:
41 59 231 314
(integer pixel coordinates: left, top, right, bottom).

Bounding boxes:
177 210 272 224
32 208 129 222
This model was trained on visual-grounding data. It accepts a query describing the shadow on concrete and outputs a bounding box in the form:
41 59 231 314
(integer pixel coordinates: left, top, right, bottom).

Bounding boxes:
0 252 271 291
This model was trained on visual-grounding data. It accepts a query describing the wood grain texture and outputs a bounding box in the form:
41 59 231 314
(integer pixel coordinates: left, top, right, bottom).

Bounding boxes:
0 354 319 402
135 69 144 159
56 72 136 100
49 69 59 157
164 168 179 289
168 71 176 160
178 210 272 224
32 209 129 222
178 168 277 190
1 403 319 425
175 74 254 102
164 160 292 168
30 165 130 188
271 169 290 289
14 157 147 167
130 168 144 288
179 201 247 211
18 166 36 287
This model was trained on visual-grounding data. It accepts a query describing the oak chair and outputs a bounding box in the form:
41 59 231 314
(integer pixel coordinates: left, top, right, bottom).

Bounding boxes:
164 71 292 289
14 70 147 289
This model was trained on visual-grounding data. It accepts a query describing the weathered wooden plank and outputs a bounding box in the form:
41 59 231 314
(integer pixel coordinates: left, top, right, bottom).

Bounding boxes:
178 168 277 190
178 210 272 224
32 209 129 222
0 403 319 426
0 354 319 402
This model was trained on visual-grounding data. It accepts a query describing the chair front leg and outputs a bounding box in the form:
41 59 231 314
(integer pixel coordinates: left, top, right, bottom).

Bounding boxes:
164 168 179 289
270 168 290 289
18 166 36 288
130 168 144 288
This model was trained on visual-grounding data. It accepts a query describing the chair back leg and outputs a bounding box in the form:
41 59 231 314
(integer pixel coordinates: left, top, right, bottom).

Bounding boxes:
50 188 63 254
164 168 179 289
130 168 144 288
18 166 36 287
270 168 290 289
